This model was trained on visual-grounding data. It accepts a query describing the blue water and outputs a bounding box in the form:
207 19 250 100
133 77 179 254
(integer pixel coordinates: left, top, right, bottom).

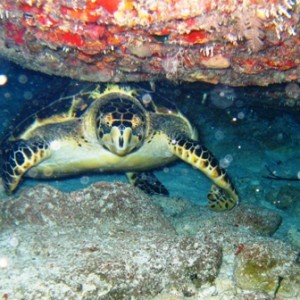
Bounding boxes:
1 57 300 242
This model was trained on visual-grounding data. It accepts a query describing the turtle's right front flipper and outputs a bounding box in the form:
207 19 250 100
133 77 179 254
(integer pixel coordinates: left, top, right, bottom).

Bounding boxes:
169 136 239 211
0 139 52 193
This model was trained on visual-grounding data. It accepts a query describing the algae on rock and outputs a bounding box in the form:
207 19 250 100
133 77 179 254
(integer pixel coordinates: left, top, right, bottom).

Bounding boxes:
234 241 300 299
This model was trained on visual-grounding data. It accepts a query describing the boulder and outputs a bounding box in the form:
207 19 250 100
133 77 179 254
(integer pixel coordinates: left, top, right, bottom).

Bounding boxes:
0 183 222 299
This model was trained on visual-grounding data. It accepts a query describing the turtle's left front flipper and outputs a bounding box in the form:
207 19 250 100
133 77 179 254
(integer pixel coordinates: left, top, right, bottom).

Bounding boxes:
169 136 239 211
0 139 52 193
126 171 169 196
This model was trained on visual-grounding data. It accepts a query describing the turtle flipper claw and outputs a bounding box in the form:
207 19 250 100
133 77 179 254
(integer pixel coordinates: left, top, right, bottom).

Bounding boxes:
208 184 238 211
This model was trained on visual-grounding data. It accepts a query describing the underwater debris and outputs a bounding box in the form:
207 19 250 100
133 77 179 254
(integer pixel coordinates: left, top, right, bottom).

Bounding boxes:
234 243 245 256
265 185 300 210
263 164 300 181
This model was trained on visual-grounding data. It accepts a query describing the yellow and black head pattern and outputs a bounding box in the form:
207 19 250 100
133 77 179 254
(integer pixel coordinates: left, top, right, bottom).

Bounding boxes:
96 97 147 156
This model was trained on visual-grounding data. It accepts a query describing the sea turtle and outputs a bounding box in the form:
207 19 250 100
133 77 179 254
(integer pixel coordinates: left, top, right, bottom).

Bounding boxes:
0 85 239 211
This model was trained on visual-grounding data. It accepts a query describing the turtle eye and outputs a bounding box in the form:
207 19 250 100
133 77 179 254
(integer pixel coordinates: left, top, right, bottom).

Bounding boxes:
131 115 141 128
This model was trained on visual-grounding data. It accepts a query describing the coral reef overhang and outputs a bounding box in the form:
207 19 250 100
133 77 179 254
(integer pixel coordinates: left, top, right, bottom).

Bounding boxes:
0 0 300 86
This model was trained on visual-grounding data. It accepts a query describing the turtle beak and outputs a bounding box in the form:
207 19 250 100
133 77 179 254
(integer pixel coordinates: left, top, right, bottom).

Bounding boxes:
102 126 139 156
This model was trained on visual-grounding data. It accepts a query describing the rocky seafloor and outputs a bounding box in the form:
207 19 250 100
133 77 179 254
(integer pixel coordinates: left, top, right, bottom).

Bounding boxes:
1 59 300 299
0 181 299 300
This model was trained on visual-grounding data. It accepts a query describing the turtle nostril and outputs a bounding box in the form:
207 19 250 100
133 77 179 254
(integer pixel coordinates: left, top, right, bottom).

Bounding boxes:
119 136 124 148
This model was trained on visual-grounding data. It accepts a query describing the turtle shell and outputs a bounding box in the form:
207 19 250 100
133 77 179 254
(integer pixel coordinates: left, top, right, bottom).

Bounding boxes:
2 89 94 143
1 84 179 144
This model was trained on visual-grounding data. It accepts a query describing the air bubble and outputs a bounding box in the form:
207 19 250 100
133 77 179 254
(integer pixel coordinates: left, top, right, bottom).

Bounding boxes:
9 236 19 248
0 74 8 85
277 133 283 141
142 93 152 106
80 176 90 185
4 92 11 99
28 168 38 178
24 91 33 100
235 100 244 108
297 171 300 179
43 167 53 177
163 167 169 173
50 140 61 151
210 85 236 109
215 130 224 141
220 154 233 168
285 82 300 100
225 154 233 162
0 257 8 268
220 159 229 168
237 112 245 119
18 74 28 84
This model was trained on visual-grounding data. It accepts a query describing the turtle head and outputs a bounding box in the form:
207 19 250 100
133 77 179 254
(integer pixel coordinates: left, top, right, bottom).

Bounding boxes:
97 98 147 156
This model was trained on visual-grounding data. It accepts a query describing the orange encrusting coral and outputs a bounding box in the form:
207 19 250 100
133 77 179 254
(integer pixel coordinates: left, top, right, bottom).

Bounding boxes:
0 0 299 85
174 31 211 44
61 6 99 23
34 29 85 48
263 58 297 70
4 22 25 45
87 0 121 14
